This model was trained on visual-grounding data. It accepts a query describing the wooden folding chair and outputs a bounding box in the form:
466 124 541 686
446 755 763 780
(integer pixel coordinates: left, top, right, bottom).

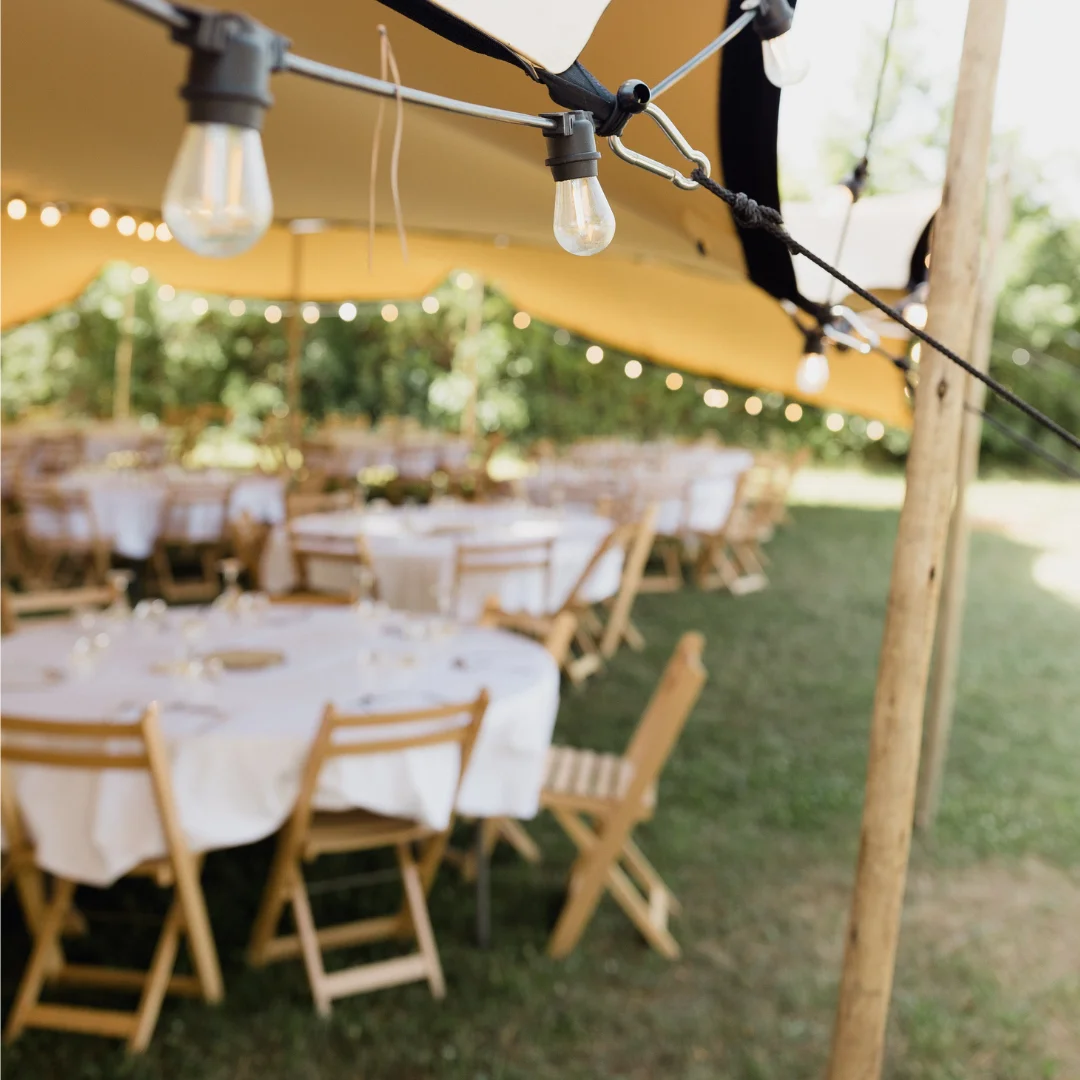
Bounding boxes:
246 692 489 1014
463 606 579 874
692 473 769 594
1 582 120 634
285 527 378 604
18 482 111 589
150 482 234 603
0 706 224 1052
451 538 555 620
285 488 357 519
637 480 694 594
599 503 660 659
542 632 707 958
476 526 630 685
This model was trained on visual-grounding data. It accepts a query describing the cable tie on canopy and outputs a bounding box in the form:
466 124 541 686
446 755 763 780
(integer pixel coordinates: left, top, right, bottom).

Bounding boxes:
368 25 409 272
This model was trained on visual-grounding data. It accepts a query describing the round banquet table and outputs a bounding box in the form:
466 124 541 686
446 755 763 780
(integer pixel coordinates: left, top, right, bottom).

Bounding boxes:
316 432 472 479
1 605 560 886
523 448 755 537
23 467 286 560
260 503 624 620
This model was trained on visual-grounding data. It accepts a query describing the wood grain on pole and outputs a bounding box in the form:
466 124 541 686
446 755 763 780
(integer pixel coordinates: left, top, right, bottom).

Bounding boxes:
826 3 1008 1078
285 231 305 451
916 172 1012 830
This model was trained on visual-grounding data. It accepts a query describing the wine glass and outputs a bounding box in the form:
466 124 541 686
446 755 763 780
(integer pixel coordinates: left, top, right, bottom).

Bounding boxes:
216 558 244 613
105 569 135 621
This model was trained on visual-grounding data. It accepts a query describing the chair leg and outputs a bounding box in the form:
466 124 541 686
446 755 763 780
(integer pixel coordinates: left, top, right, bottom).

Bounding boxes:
397 844 445 999
494 819 542 865
289 869 332 1017
247 831 295 966
4 877 77 1043
169 853 222 1004
128 897 184 1052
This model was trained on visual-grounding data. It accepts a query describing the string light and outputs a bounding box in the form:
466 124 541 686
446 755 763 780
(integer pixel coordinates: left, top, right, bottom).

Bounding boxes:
422 296 440 314
553 329 571 346
137 221 155 241
624 359 643 379
89 207 111 228
911 342 922 364
131 266 150 285
6 198 27 220
40 205 62 227
704 388 728 408
666 372 683 390
512 311 530 329
866 420 885 441
745 395 763 416
338 302 357 321
191 297 209 316
228 299 246 316
381 303 399 323
455 272 474 291
544 111 616 256
117 215 137 236
158 284 176 301
825 412 845 432
586 345 604 364
302 303 320 324
752 0 809 88
1012 348 1030 366
784 402 803 422
155 222 173 242
264 304 282 324
795 328 830 394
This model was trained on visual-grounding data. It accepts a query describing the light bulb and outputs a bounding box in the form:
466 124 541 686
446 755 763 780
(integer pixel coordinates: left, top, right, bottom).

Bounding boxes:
795 349 830 394
553 177 616 256
761 30 809 87
163 123 273 258
903 301 928 329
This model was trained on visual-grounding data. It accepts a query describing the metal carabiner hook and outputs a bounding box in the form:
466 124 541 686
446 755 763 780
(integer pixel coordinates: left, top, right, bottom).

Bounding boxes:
606 102 711 191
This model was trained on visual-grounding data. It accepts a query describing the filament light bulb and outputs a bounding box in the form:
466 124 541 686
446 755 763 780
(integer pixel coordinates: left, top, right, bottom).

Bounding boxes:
164 123 273 257
796 349 830 395
164 12 283 258
544 111 616 258
752 0 809 88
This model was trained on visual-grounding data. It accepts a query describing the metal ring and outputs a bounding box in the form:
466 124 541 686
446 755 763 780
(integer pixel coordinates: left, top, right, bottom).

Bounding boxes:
606 102 711 190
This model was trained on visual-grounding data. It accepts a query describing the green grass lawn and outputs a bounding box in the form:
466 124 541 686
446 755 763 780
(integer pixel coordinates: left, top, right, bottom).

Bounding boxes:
3 504 1079 1079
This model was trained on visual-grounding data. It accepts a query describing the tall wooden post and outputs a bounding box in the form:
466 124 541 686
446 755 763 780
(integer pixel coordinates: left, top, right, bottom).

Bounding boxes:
285 230 305 451
458 275 484 443
916 172 1012 830
826 4 1008 1079
112 288 136 421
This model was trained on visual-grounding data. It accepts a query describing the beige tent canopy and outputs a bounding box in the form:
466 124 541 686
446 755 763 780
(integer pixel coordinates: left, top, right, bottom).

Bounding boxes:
0 0 912 425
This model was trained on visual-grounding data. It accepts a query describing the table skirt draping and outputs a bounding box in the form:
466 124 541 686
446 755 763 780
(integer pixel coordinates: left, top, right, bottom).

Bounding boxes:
261 504 624 620
1 607 560 886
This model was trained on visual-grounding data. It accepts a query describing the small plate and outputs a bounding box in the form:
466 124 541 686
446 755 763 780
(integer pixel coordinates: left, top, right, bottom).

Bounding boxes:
202 649 285 671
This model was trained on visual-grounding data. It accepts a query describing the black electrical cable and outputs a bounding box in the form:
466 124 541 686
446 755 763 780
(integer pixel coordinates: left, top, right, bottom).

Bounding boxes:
690 169 1080 455
971 406 1080 480
826 0 901 302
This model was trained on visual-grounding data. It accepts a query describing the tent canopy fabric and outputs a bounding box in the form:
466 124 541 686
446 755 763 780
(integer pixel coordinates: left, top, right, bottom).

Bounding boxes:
1 0 913 425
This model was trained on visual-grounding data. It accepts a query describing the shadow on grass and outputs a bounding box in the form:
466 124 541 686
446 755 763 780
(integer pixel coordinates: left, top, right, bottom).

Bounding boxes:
3 506 1078 1079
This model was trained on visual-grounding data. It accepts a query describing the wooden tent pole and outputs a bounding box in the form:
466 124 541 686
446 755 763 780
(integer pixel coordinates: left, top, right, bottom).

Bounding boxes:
915 171 1012 830
825 3 1008 1078
459 275 484 443
285 231 305 451
112 288 136 421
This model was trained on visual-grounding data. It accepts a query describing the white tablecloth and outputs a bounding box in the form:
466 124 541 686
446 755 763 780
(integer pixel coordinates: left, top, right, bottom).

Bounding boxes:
314 432 472 479
524 448 754 537
22 467 286 560
261 503 624 620
1 606 560 886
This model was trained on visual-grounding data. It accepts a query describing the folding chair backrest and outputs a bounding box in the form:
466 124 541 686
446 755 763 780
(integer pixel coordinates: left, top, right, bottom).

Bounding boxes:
289 527 374 596
19 483 98 546
3 584 119 629
621 633 707 805
286 692 490 840
25 433 85 477
159 483 232 544
0 707 190 871
453 539 555 610
561 522 634 612
286 490 356 519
